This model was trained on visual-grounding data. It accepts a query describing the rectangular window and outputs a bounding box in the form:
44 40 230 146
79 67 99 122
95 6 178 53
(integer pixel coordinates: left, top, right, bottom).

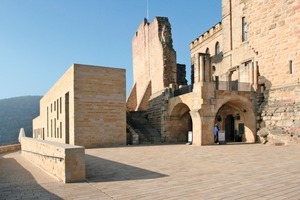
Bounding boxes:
47 107 49 137
54 119 56 138
60 97 62 114
57 99 59 120
51 119 53 137
60 122 62 138
242 17 248 42
289 60 293 74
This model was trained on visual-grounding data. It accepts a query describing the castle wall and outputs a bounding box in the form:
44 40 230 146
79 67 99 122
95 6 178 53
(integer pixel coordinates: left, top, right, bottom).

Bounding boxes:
244 0 300 143
130 17 177 111
245 0 300 88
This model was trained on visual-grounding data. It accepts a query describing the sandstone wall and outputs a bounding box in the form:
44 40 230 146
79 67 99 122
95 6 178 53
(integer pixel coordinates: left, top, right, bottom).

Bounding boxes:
245 0 300 88
33 66 74 144
131 17 177 111
0 144 21 153
244 0 300 143
33 64 126 148
148 93 164 134
21 137 85 183
73 65 126 147
126 83 137 111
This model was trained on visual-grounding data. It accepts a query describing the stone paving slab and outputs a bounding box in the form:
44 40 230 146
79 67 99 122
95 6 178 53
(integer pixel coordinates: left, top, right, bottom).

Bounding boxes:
1 144 300 199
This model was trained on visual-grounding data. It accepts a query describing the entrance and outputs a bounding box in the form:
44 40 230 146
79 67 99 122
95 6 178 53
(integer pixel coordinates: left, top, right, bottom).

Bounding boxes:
225 115 235 142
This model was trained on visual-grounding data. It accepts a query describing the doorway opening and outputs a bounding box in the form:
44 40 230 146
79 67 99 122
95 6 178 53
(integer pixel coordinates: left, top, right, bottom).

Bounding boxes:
225 115 235 142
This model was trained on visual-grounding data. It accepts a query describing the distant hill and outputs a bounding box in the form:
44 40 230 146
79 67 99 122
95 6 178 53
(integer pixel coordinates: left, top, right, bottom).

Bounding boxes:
0 96 41 146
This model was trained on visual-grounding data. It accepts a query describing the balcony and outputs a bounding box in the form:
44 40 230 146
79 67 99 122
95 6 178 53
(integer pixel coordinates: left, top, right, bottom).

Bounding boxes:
172 81 252 98
174 85 193 97
215 81 252 92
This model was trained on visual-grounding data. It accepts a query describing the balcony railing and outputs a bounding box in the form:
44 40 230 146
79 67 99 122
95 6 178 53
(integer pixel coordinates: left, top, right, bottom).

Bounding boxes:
215 81 252 92
172 81 252 97
174 85 193 97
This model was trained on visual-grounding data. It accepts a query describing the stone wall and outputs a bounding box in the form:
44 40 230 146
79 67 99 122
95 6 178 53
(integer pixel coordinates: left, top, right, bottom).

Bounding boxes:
130 17 177 111
148 88 178 142
258 85 300 144
245 0 300 88
73 65 126 147
0 144 21 153
20 137 85 183
243 0 300 144
148 93 164 135
33 66 74 144
126 83 137 111
33 64 126 148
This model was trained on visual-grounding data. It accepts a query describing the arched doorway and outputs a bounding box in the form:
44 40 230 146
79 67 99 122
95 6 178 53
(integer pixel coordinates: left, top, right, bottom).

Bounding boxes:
215 100 255 143
166 103 192 143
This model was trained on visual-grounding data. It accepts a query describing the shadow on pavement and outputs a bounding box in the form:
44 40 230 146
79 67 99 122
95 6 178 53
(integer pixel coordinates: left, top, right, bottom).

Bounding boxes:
0 154 62 200
85 154 168 182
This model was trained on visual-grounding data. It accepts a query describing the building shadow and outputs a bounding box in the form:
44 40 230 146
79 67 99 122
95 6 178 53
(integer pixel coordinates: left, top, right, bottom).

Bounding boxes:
0 154 61 199
85 154 168 182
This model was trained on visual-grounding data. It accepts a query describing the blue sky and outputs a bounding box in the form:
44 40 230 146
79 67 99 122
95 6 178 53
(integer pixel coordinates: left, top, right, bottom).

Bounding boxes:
0 0 221 99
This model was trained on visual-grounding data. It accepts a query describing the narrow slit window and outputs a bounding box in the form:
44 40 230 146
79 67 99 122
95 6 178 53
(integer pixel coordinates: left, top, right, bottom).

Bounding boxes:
215 42 220 55
289 60 293 74
242 17 248 42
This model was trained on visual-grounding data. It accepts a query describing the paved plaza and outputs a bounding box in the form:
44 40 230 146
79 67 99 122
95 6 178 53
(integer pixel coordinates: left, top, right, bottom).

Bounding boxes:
1 144 300 199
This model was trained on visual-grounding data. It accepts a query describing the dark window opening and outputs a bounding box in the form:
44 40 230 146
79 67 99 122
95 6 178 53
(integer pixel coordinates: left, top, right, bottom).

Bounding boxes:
242 17 248 42
289 60 293 74
215 42 220 55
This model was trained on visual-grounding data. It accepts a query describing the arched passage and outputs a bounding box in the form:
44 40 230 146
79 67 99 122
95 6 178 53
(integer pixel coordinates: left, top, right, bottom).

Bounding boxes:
215 99 256 143
165 103 192 143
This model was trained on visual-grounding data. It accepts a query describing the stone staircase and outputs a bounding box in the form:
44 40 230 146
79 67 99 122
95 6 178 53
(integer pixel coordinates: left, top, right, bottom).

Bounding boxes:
127 111 161 144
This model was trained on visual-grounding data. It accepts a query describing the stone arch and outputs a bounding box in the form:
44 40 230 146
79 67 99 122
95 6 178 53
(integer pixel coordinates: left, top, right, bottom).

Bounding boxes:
165 103 192 143
215 97 256 143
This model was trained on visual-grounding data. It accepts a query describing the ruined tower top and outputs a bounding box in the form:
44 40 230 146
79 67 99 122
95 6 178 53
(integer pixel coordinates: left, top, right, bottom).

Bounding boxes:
127 17 178 111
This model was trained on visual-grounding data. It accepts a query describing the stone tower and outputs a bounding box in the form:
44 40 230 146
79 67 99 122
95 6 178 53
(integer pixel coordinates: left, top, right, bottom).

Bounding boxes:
127 17 180 111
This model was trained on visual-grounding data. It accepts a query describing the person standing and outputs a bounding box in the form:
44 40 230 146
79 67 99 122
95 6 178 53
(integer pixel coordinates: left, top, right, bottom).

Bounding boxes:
214 124 219 143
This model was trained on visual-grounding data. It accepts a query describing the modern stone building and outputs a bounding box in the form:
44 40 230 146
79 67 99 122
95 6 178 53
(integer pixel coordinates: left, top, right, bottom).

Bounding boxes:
128 0 300 145
33 64 126 148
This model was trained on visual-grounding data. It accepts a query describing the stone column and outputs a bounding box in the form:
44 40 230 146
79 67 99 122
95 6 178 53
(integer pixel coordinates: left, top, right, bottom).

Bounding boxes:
189 110 202 146
194 54 200 83
199 54 204 83
201 116 215 145
204 55 210 82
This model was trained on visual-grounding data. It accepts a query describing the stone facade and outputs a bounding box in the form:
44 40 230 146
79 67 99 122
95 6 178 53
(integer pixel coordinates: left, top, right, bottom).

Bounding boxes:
21 136 85 183
33 64 126 148
130 0 300 146
244 0 300 144
0 144 21 153
127 17 187 111
181 0 300 145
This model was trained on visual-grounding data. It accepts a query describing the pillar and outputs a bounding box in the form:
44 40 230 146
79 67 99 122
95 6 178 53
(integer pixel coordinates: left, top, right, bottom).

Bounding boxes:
189 110 202 146
200 54 204 82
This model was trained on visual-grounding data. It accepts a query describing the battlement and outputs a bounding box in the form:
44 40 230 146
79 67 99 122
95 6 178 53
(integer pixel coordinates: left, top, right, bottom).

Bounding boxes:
190 22 222 49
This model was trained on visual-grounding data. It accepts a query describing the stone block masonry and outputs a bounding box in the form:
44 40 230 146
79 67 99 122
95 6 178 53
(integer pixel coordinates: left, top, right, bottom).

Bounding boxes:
20 137 85 183
0 144 21 153
129 17 179 111
33 64 126 148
